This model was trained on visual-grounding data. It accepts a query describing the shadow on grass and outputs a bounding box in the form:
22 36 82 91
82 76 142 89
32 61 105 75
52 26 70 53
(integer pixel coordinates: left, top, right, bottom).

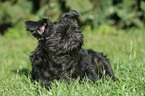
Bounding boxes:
12 68 31 77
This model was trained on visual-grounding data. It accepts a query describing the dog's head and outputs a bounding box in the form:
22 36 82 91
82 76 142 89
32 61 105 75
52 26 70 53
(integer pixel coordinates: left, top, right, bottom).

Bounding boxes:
25 10 83 55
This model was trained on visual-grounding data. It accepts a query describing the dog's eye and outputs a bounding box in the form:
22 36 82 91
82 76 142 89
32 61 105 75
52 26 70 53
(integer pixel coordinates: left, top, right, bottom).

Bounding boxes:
55 33 61 38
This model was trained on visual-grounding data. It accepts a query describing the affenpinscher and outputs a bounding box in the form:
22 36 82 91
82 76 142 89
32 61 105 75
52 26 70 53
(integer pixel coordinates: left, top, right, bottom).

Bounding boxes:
25 10 116 87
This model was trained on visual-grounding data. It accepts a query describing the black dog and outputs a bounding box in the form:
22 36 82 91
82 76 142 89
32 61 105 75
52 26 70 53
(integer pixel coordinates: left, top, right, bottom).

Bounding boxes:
25 10 116 87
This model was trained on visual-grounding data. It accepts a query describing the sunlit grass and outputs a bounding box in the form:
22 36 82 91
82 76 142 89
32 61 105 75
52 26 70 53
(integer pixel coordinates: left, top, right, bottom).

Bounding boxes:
0 28 145 96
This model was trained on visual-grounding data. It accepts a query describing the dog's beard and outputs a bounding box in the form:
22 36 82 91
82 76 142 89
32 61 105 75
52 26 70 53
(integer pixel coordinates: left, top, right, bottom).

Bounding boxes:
40 29 83 64
44 30 83 56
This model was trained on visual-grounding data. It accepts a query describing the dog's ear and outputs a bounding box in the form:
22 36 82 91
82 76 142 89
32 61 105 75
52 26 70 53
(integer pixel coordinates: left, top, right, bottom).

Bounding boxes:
61 10 79 19
25 18 52 40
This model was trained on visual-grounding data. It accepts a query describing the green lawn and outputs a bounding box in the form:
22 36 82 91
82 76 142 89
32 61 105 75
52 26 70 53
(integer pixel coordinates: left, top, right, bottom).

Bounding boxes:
0 28 145 96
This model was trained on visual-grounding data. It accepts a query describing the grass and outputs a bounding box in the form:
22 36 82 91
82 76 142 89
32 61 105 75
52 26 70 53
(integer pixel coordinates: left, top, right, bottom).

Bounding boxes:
0 28 145 96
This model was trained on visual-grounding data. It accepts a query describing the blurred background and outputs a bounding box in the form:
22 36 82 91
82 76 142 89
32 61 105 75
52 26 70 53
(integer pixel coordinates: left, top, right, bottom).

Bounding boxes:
0 0 145 37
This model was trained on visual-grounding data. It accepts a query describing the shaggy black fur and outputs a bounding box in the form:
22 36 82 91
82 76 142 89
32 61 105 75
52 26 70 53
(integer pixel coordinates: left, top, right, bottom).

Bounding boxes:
25 10 117 87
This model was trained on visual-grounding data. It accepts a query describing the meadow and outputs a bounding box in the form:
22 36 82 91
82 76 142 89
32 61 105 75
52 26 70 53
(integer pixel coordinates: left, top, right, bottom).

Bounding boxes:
0 28 145 96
